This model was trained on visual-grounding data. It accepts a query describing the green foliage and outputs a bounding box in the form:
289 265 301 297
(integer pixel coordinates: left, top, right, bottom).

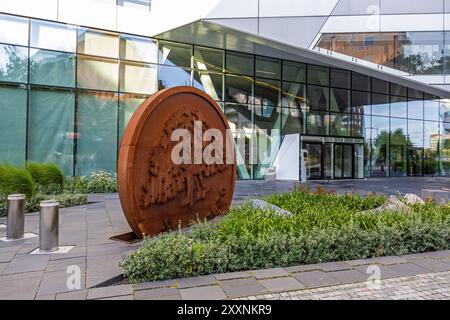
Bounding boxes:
87 171 117 193
26 162 64 192
121 189 450 283
63 176 89 194
1 192 87 216
0 164 36 198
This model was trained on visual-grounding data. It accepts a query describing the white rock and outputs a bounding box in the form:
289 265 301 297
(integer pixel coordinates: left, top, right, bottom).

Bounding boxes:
249 199 293 217
403 193 425 205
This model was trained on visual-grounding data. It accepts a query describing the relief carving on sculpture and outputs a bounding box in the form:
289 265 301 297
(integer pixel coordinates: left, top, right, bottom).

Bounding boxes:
140 108 227 209
118 87 236 238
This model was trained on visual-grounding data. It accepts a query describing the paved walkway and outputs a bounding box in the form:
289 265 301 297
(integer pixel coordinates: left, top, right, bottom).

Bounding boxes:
239 271 450 300
0 178 449 300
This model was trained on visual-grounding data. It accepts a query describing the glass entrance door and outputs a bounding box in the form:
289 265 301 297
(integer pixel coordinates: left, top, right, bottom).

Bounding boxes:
305 143 323 179
334 144 354 179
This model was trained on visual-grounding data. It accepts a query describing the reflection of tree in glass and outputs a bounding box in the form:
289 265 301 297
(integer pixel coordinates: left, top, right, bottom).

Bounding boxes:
29 50 75 86
0 46 27 82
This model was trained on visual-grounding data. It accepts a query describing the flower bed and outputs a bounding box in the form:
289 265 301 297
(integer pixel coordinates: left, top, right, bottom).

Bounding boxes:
121 188 450 283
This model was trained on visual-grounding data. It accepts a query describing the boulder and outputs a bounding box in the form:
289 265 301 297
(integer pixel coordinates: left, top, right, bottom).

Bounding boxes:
363 195 411 214
403 193 425 205
249 199 293 217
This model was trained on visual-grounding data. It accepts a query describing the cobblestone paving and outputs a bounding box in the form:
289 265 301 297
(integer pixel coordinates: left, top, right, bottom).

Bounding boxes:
239 271 450 300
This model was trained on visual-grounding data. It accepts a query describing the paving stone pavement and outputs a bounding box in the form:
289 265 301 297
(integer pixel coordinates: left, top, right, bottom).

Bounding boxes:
0 178 448 300
238 271 450 300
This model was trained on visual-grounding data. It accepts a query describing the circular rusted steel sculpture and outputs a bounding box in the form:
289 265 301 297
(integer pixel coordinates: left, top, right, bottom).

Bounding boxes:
118 86 236 238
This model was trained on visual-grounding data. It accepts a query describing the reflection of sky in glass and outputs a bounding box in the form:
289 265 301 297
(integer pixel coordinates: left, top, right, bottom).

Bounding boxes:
121 34 157 62
424 121 439 149
158 65 191 89
31 21 76 52
408 119 424 147
0 14 28 46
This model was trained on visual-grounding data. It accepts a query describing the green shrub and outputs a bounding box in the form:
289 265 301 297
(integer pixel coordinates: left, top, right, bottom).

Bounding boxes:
121 190 450 283
26 162 64 192
0 164 36 198
63 176 89 194
24 193 88 214
88 171 117 193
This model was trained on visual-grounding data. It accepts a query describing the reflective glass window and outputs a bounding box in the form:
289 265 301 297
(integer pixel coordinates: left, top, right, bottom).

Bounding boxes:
352 72 371 92
28 89 75 175
307 111 328 135
372 93 390 117
78 28 119 58
0 14 28 46
440 100 450 123
330 88 350 113
408 119 424 148
351 113 367 138
424 121 440 175
119 62 157 94
193 71 223 101
225 75 254 104
372 78 389 94
119 34 157 63
329 113 351 136
31 20 77 52
226 52 254 76
396 32 444 75
408 88 423 100
282 82 306 109
159 41 192 68
390 95 407 118
0 45 28 83
30 49 76 87
76 91 118 176
282 60 305 83
424 95 440 121
371 116 390 177
439 122 450 176
255 56 281 80
194 47 224 73
0 86 27 165
224 103 254 179
255 78 281 107
390 117 408 176
158 65 191 90
119 94 147 142
307 65 329 86
281 108 305 135
390 83 407 97
407 98 424 120
307 85 329 111
330 69 350 89
77 56 118 91
352 91 370 115
254 106 282 179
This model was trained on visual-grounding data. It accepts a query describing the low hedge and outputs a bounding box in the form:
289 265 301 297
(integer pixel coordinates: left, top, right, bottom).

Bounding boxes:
0 193 87 216
121 190 450 283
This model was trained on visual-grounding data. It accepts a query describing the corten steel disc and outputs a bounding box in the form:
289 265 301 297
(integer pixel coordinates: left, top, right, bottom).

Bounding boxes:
118 86 236 238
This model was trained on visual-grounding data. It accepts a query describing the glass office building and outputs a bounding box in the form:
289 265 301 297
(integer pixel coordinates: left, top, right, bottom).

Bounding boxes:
0 13 449 180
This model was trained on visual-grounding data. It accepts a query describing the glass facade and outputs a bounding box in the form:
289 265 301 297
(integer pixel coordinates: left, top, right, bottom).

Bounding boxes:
0 14 449 179
317 32 449 75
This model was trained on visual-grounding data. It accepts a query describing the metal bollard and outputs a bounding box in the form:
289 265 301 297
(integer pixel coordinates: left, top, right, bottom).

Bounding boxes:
39 200 59 252
6 194 26 239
